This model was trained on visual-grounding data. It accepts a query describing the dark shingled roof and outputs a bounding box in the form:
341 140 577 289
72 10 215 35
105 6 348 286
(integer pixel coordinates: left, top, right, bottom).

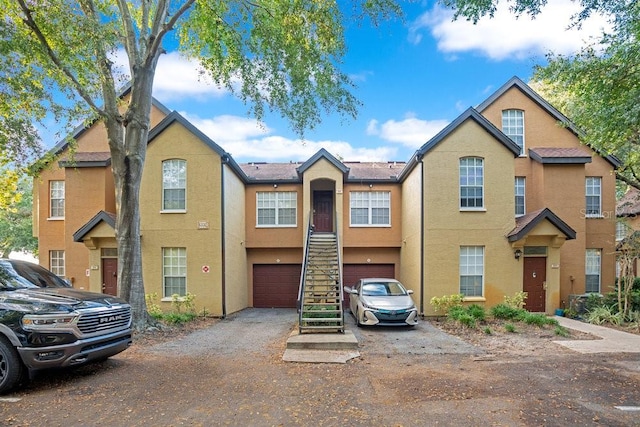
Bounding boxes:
73 211 116 242
508 208 576 242
617 187 640 216
528 147 592 164
59 152 111 167
239 161 406 182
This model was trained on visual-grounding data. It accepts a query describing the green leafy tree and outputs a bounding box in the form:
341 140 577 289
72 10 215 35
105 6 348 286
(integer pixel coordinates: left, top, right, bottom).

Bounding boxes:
0 171 38 258
1 1 401 330
441 0 640 189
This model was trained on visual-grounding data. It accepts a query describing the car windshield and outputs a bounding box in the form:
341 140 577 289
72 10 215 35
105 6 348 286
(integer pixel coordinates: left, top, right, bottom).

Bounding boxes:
0 260 71 290
361 282 407 296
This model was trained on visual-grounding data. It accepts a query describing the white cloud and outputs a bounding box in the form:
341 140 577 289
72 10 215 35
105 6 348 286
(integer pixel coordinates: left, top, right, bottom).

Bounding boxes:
110 50 229 100
367 115 449 148
410 0 610 60
182 113 397 162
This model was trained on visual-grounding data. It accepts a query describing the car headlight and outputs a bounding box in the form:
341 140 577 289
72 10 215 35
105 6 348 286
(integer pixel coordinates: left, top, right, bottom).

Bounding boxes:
361 301 377 310
22 314 78 330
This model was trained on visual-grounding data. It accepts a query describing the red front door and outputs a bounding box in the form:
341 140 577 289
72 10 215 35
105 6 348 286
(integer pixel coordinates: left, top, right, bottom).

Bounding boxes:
523 257 546 312
313 191 333 232
102 258 118 296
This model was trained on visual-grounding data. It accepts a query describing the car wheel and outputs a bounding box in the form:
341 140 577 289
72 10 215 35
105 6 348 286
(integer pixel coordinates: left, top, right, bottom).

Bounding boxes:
0 337 24 394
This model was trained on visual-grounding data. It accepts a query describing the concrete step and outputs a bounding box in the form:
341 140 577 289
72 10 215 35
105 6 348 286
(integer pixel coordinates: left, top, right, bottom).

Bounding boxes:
286 329 358 350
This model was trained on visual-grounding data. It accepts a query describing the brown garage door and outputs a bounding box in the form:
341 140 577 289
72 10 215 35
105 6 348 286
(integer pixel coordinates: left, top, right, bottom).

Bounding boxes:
253 264 302 308
343 264 395 308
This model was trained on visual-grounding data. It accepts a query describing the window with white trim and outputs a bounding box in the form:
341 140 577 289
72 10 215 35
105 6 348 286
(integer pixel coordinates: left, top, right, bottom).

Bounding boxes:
162 159 186 211
49 180 65 218
616 220 630 241
585 249 601 293
502 109 524 155
515 177 525 217
49 250 65 276
257 191 297 226
585 177 602 217
163 247 186 297
459 157 484 209
350 191 391 226
460 246 484 297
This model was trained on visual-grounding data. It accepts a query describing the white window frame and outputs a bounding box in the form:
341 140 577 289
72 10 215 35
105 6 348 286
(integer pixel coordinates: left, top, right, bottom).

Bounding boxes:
502 109 525 155
349 191 391 227
163 247 186 298
585 249 601 293
459 246 484 298
459 157 484 210
515 177 525 217
616 220 630 241
256 191 297 227
49 180 65 219
585 177 602 218
162 159 187 212
49 250 65 276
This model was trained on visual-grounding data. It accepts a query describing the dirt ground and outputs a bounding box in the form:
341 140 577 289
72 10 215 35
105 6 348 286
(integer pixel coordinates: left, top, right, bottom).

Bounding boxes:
2 310 640 427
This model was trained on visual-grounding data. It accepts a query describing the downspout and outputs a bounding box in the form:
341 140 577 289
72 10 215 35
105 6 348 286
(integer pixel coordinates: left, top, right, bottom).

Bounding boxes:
418 154 425 316
220 155 227 318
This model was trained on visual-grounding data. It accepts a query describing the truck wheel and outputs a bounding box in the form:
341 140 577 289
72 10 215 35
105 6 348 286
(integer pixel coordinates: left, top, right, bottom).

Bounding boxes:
0 338 23 394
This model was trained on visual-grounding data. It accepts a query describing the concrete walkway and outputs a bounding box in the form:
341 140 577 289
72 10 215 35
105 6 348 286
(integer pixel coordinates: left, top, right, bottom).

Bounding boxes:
553 316 640 353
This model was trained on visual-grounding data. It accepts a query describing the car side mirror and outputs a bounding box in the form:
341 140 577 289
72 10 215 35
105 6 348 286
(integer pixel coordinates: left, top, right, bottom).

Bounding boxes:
407 289 414 295
344 286 353 294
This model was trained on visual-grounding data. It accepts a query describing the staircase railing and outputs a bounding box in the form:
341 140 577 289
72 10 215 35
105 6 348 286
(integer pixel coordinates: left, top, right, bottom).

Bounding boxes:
297 212 313 318
335 211 344 320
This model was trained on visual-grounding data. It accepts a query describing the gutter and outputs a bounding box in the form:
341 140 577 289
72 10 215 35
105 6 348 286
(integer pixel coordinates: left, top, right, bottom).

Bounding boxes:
418 154 425 316
220 155 228 319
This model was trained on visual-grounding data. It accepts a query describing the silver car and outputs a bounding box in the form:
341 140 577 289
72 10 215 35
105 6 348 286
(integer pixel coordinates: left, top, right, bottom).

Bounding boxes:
345 278 418 327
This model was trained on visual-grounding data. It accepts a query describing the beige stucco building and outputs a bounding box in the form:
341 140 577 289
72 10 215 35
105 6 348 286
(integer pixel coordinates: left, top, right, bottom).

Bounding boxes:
34 77 619 316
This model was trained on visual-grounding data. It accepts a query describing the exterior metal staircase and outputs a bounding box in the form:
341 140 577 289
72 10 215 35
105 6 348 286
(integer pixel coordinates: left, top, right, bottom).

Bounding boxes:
298 231 344 333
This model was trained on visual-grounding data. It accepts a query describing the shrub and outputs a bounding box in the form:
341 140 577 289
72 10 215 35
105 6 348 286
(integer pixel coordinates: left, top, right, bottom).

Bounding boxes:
504 291 528 309
430 294 464 314
504 323 516 333
522 313 548 327
467 304 486 321
585 305 623 326
144 292 200 325
554 326 569 337
491 303 525 320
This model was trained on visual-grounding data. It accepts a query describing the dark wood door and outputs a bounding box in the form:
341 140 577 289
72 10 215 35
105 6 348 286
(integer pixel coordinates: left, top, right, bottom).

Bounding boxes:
253 264 302 308
102 258 118 296
523 257 546 312
313 191 333 232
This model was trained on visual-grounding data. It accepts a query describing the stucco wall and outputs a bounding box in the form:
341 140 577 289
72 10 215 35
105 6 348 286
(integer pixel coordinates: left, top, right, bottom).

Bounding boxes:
140 121 224 316
223 165 248 315
422 119 519 315
399 161 424 311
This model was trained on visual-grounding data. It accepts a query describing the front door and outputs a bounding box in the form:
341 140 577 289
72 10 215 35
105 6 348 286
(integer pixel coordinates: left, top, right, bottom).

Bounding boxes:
102 258 118 296
523 257 546 312
313 191 333 232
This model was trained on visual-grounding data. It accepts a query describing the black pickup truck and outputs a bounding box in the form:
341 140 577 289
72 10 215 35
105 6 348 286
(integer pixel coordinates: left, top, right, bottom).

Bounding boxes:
0 259 132 393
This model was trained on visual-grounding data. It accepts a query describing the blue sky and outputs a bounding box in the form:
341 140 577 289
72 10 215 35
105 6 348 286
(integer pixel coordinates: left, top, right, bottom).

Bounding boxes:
116 0 609 163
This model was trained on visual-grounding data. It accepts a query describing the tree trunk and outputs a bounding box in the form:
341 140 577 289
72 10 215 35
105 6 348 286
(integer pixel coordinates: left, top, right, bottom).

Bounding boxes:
109 66 158 331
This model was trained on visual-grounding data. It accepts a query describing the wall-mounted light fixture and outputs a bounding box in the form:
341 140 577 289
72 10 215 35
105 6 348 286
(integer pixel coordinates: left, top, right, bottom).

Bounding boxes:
514 249 522 260
369 183 373 188
273 184 278 188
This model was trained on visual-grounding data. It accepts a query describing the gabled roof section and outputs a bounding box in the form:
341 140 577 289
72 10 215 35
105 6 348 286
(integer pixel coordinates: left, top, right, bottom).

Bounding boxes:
507 208 576 242
59 152 111 168
296 148 350 176
147 111 249 182
73 210 116 242
528 147 592 164
476 76 621 168
48 85 171 158
416 107 521 157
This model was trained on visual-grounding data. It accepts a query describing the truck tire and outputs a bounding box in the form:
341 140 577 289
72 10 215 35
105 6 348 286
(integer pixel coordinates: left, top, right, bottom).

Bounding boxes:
0 337 24 394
